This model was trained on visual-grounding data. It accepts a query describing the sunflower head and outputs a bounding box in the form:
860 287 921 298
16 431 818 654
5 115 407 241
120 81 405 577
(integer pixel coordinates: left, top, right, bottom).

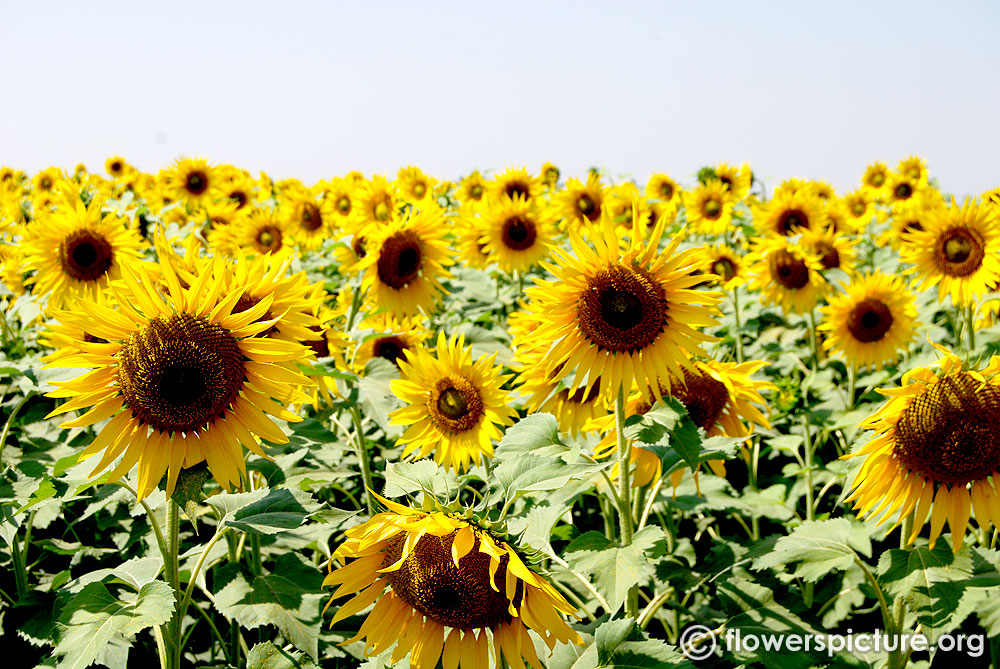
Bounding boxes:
747 236 828 314
683 179 734 236
845 348 1000 552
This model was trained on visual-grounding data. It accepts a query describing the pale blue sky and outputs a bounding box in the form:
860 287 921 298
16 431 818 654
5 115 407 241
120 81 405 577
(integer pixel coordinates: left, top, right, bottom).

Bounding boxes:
6 1 999 197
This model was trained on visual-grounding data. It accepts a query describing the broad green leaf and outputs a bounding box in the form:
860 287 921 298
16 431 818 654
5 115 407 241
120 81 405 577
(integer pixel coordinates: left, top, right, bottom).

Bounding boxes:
247 641 320 669
751 518 872 581
494 413 566 457
214 488 309 535
492 453 607 507
382 460 454 499
53 581 174 669
564 526 665 613
594 618 692 667
624 399 703 470
213 553 323 660
507 479 592 554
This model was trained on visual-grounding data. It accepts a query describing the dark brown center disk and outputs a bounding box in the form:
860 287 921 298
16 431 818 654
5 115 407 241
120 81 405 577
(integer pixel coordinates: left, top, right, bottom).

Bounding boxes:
673 368 728 431
847 298 894 343
428 376 484 434
376 230 422 289
300 202 323 231
59 229 114 281
770 249 810 290
501 216 537 251
256 225 284 252
117 314 246 434
776 209 808 235
372 336 407 366
816 242 841 270
893 373 1000 485
504 181 529 201
711 257 737 282
185 171 209 195
382 530 517 629
577 264 668 353
935 227 985 277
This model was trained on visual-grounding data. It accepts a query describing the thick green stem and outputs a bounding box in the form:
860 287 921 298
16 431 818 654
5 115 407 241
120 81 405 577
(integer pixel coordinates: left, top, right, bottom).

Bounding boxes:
0 392 32 468
177 528 229 654
807 310 819 371
614 385 638 619
350 406 376 515
967 303 976 352
801 414 815 607
747 438 761 541
164 500 182 669
888 515 915 669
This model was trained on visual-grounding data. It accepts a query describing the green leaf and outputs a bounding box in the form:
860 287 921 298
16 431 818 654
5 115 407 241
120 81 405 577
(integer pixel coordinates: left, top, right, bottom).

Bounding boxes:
751 518 872 582
594 618 691 668
564 526 665 613
212 488 309 535
53 581 174 669
492 453 606 506
494 413 565 457
170 464 210 525
382 460 454 499
246 641 320 669
625 398 702 470
213 553 323 660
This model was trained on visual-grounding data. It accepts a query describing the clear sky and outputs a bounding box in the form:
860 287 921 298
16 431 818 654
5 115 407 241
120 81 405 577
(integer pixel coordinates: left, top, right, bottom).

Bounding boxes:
6 1 999 197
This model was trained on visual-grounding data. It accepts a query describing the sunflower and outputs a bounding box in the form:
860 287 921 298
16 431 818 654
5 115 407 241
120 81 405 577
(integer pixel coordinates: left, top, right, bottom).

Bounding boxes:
878 191 946 250
519 208 720 404
454 214 492 270
487 167 541 206
354 176 398 226
478 196 554 274
604 183 651 232
323 493 581 669
43 257 313 500
21 195 145 312
282 188 333 251
753 188 824 237
702 244 747 291
861 161 890 197
901 197 1000 306
645 173 682 210
167 157 217 209
224 208 295 257
800 226 857 275
715 163 752 202
842 189 874 229
557 172 605 231
356 207 453 318
396 166 437 206
217 169 257 211
105 156 128 179
353 313 430 371
540 161 560 188
457 170 488 211
897 155 928 187
683 179 733 236
746 236 828 314
885 172 922 207
819 272 917 370
843 347 1000 552
389 332 516 473
33 167 64 194
319 176 356 226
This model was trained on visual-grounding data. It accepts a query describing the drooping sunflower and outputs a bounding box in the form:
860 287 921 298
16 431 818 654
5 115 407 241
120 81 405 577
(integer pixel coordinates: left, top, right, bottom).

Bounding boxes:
519 208 721 403
167 157 218 209
21 194 146 312
901 197 1000 306
389 332 516 473
753 188 824 237
819 272 917 370
479 196 555 274
356 207 454 318
844 347 1000 552
746 235 828 314
487 167 541 206
557 172 605 232
323 494 582 669
44 257 313 500
683 179 734 236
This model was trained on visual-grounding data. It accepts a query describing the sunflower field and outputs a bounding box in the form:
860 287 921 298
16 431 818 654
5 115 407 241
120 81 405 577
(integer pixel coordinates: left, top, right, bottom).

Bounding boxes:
1 157 1000 668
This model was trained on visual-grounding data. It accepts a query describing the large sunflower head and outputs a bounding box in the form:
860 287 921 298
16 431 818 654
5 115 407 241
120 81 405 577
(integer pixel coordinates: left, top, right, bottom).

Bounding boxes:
901 197 1000 306
478 196 555 274
844 348 1000 552
356 207 454 318
389 332 516 473
746 235 828 314
518 208 721 403
323 494 581 669
683 179 734 236
819 272 918 370
21 194 146 312
43 256 314 500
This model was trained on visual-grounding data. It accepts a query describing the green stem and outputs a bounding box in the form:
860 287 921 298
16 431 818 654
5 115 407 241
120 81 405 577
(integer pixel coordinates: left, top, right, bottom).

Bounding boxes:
889 515 915 669
165 500 182 669
614 385 638 619
807 309 819 371
847 363 857 410
0 392 32 467
967 303 976 353
801 414 815 607
349 406 376 515
177 528 229 654
748 438 761 541
732 287 744 363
